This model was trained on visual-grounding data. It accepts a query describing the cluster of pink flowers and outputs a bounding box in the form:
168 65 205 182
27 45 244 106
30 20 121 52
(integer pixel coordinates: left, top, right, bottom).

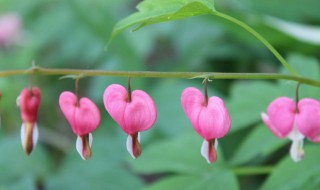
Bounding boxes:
14 81 320 164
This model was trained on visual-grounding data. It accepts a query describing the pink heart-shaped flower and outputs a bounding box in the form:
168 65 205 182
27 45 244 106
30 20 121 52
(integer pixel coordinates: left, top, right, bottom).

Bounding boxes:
103 84 157 135
181 87 231 164
59 91 100 136
181 87 231 140
103 84 157 158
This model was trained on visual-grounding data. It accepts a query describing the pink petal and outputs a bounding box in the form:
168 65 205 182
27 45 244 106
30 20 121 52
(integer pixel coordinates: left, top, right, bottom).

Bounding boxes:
123 90 157 134
103 84 157 135
181 87 205 135
198 97 231 139
103 84 128 131
19 87 41 123
181 87 230 140
297 98 320 142
263 97 296 138
59 91 100 136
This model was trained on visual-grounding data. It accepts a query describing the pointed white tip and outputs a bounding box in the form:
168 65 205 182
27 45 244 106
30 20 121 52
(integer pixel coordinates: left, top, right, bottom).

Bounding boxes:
76 133 93 160
201 140 218 164
20 123 25 146
126 133 141 159
201 140 210 163
290 139 304 162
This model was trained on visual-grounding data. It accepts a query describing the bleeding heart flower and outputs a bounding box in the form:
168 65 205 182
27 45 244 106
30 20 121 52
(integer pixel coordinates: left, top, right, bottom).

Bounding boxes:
0 13 21 48
59 91 100 160
262 97 320 162
103 84 157 159
17 87 41 155
181 87 231 164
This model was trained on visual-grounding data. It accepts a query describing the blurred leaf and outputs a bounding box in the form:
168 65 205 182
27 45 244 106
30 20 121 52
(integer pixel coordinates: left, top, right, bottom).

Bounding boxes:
0 135 52 186
144 170 239 190
3 176 36 190
110 0 215 40
261 145 320 190
279 53 320 99
128 132 226 174
227 81 282 133
264 16 320 45
230 123 287 165
45 135 144 190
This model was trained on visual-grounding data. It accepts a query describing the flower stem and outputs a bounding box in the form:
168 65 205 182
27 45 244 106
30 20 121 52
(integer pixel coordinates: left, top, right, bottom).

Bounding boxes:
203 78 208 106
233 166 274 176
0 67 319 87
213 11 298 76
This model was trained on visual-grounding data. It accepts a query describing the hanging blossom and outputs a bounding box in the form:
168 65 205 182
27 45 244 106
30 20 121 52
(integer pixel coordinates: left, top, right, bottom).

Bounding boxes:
103 84 157 159
261 97 320 162
17 87 41 155
0 13 21 48
181 86 231 164
59 91 101 160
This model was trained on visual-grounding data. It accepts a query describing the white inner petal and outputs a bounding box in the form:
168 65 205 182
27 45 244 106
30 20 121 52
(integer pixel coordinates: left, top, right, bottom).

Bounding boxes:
76 133 93 160
126 133 140 159
126 135 134 158
288 120 304 162
201 140 218 164
76 136 84 160
20 123 25 146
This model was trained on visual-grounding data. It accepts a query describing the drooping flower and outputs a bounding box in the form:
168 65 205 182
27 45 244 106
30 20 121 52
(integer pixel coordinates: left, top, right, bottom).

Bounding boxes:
17 87 41 155
181 87 231 164
0 13 21 47
261 97 320 162
103 84 157 158
59 91 101 160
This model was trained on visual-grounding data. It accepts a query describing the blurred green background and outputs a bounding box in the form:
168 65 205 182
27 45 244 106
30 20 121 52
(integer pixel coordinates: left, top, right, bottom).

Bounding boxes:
0 0 320 189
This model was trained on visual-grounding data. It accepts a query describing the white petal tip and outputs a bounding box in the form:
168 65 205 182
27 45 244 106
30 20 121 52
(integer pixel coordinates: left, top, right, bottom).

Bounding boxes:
76 133 93 160
126 133 141 159
290 139 304 162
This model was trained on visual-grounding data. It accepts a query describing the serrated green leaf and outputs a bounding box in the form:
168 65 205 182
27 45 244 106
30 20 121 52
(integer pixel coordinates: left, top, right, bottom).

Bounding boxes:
230 124 287 166
144 170 239 190
261 145 320 190
110 0 215 41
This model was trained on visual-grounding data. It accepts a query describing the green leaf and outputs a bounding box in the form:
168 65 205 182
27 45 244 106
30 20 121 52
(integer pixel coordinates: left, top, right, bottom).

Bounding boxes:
279 53 320 99
110 0 215 40
0 135 52 186
45 135 144 190
230 124 287 166
261 145 320 190
227 81 282 133
144 170 239 190
128 133 226 174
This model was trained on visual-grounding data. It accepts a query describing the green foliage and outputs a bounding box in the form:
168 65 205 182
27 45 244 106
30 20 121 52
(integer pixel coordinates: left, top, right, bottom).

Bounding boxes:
110 0 215 40
128 133 239 190
1 0 320 189
261 145 320 190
